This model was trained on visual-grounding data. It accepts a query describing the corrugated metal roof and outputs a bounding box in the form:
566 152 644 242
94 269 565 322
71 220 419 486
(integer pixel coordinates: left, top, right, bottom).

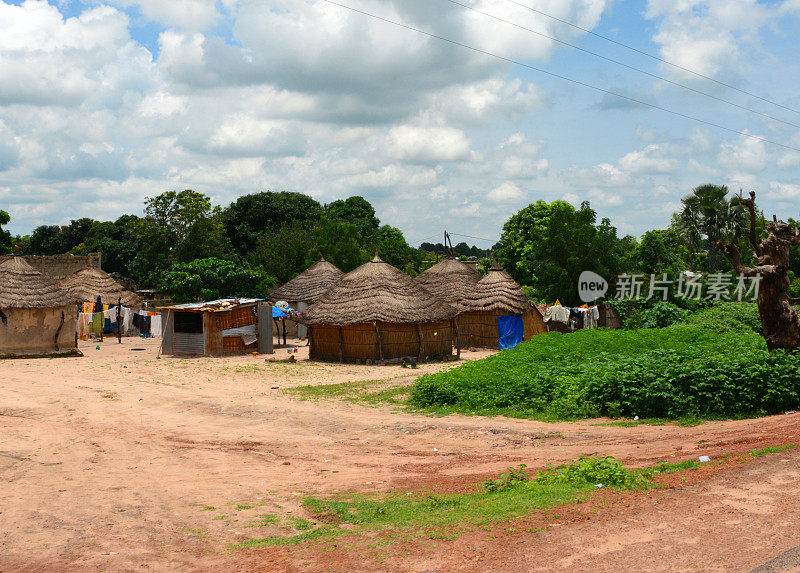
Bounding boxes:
159 298 264 312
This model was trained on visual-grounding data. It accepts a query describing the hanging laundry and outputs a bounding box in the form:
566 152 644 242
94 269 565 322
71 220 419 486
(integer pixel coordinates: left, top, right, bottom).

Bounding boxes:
77 313 91 340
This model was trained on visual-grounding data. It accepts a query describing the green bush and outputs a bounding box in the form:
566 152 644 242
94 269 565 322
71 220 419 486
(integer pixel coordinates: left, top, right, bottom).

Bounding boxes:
410 306 799 420
534 455 648 489
685 302 762 334
626 301 690 329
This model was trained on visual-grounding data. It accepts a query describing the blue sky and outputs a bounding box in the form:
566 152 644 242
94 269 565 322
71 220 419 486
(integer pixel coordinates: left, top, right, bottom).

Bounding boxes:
1 0 799 246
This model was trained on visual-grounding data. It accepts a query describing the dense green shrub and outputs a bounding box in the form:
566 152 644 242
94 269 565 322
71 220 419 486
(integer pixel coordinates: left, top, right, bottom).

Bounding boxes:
626 301 690 329
685 302 762 334
410 307 798 419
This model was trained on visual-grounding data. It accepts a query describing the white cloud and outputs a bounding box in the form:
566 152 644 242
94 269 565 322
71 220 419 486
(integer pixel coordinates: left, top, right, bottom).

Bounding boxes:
487 182 525 203
106 0 221 30
387 125 471 163
645 0 774 81
618 145 674 174
766 181 800 200
718 134 768 173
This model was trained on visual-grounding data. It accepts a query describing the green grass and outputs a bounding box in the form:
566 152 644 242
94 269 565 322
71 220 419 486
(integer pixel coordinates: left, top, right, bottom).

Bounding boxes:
286 380 411 407
748 444 797 457
410 308 800 420
227 454 715 549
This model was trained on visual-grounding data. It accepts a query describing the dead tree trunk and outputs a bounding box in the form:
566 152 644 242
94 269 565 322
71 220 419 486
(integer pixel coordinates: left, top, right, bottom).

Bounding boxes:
717 190 800 352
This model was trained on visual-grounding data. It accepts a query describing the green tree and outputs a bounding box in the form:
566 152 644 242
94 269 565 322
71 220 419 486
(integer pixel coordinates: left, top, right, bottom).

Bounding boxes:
0 210 12 254
78 215 143 277
144 189 230 263
221 191 324 256
310 217 368 273
255 224 317 285
160 257 275 303
25 225 64 255
496 200 623 305
325 196 380 244
671 184 747 272
634 229 689 275
374 225 412 270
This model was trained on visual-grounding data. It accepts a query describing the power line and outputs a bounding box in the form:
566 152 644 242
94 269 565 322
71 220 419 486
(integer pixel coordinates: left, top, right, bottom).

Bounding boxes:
443 0 800 130
318 0 800 153
449 232 498 243
411 232 442 245
501 0 800 117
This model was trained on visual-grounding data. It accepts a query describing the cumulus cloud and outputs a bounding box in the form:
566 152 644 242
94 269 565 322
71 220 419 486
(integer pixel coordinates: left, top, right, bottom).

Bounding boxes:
766 181 800 200
487 182 525 203
387 125 471 164
718 133 768 173
644 0 773 81
105 0 221 30
618 144 675 174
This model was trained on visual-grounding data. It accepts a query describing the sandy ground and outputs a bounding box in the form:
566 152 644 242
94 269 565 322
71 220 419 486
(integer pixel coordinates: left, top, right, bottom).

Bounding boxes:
1 337 799 572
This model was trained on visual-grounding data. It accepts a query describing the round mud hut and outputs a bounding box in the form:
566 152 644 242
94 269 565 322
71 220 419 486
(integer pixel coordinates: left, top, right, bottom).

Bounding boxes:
414 257 481 310
300 255 460 363
459 262 546 350
60 267 143 308
268 256 345 338
0 256 81 358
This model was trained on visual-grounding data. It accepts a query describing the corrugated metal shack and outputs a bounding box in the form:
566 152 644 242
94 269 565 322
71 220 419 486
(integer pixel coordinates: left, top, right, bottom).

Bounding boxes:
159 298 273 357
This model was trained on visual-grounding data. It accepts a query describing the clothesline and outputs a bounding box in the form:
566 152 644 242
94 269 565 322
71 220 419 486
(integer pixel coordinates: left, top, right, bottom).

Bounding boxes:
541 303 600 329
77 306 162 340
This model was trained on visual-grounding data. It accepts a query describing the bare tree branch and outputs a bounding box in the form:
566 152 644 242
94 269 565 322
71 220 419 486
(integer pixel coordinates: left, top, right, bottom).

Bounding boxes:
716 240 759 277
736 189 762 256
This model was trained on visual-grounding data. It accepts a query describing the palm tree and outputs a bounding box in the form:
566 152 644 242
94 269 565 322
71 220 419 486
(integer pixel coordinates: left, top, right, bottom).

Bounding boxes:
672 184 747 272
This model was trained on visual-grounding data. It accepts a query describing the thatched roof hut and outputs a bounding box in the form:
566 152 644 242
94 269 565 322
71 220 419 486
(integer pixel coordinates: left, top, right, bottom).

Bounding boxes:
414 258 481 309
269 256 344 304
268 256 344 339
460 262 531 315
60 267 143 308
301 255 460 363
0 257 79 308
459 262 546 349
0 257 80 358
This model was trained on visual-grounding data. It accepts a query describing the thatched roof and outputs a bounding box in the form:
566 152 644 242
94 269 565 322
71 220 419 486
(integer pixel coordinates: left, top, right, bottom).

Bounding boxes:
0 257 80 309
60 267 143 307
414 258 481 308
269 256 344 304
301 255 458 326
460 262 532 315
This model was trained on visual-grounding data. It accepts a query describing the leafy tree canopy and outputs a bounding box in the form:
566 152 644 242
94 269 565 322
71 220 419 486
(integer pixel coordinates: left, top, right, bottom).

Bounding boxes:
160 257 275 303
0 210 13 254
325 196 380 242
671 184 747 272
496 200 623 305
634 229 689 275
221 191 324 256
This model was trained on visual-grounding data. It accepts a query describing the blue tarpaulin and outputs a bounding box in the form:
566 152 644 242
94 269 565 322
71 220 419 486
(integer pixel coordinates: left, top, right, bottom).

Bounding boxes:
498 314 523 350
272 306 287 318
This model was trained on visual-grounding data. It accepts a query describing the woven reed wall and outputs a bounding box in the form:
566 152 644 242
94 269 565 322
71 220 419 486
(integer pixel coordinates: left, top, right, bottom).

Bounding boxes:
525 309 547 338
460 310 544 349
309 320 454 362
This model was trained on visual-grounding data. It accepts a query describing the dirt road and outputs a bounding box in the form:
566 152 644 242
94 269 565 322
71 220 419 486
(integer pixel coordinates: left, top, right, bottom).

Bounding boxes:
1 338 798 571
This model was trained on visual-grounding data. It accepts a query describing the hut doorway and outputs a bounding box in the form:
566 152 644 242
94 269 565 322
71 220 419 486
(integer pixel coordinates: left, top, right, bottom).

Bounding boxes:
172 311 204 355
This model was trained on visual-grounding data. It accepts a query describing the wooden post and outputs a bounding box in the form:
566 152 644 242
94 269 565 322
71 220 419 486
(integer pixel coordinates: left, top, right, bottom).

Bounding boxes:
338 325 344 363
282 317 287 346
117 297 122 344
452 318 461 358
416 323 423 362
374 321 384 362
